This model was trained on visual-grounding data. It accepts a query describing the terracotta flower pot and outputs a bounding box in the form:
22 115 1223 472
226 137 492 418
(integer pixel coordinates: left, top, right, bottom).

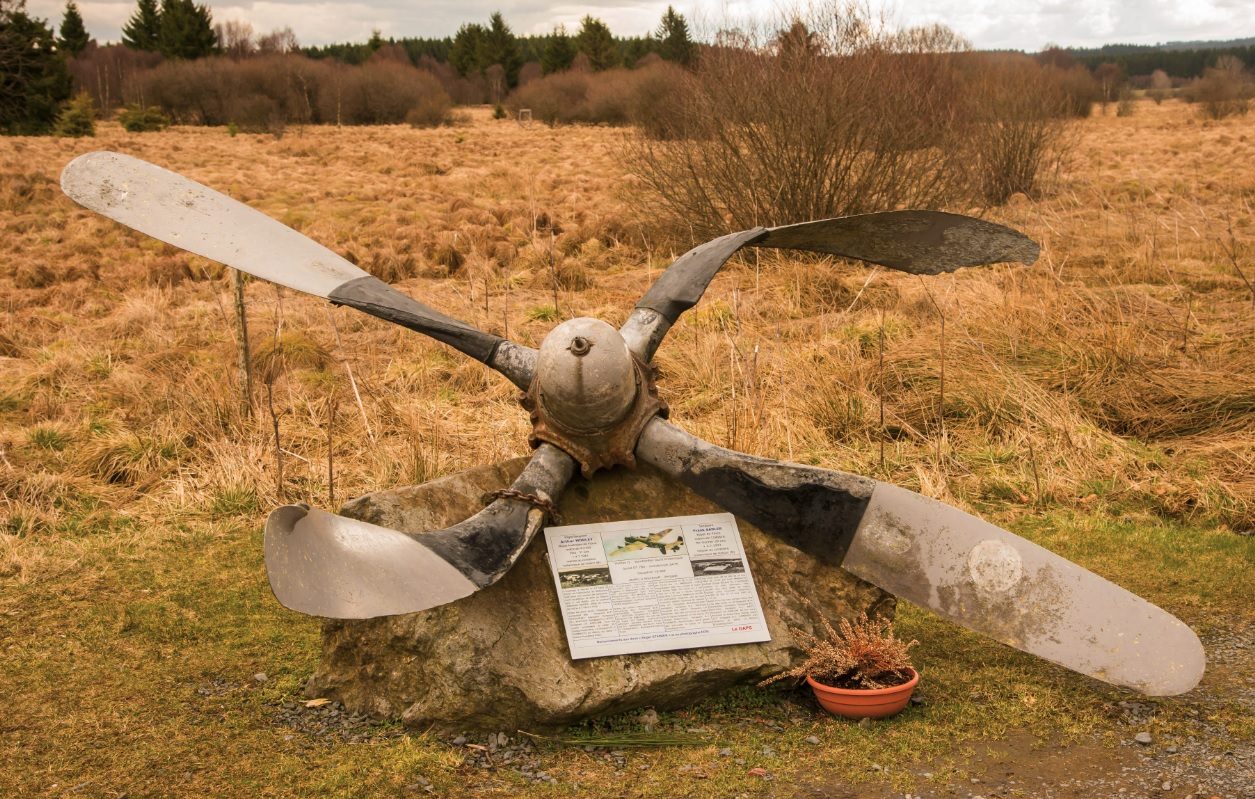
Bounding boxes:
806 668 920 720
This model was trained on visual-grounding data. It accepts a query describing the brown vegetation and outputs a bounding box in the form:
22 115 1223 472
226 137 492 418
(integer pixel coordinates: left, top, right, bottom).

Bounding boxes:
760 612 917 689
624 7 1083 237
1186 55 1252 119
0 99 1252 796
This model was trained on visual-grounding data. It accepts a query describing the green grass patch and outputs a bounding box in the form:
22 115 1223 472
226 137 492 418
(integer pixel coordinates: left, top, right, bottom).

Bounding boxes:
0 507 1248 798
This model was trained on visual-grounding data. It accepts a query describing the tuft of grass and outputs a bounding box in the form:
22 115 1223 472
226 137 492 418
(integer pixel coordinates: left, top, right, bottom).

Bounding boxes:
78 431 183 485
526 305 560 322
27 425 70 451
252 330 332 383
209 485 260 517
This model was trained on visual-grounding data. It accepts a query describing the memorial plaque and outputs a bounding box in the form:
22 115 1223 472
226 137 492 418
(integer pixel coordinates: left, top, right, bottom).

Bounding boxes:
545 513 771 659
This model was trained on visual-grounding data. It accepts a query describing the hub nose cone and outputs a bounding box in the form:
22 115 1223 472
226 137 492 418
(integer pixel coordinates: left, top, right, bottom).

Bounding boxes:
536 317 637 431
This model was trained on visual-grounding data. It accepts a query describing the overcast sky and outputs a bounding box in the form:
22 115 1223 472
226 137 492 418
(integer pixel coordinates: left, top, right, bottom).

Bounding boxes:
25 0 1254 52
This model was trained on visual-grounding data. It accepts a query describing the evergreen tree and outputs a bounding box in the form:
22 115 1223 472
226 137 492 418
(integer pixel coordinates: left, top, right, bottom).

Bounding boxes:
58 1 88 55
482 11 521 86
576 16 616 72
0 0 73 134
157 0 215 59
121 0 160 51
656 6 692 66
367 28 382 51
449 22 485 76
540 25 574 74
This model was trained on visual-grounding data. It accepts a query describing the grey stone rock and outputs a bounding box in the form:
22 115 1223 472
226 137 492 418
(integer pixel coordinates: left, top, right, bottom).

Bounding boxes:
1136 732 1154 745
304 459 893 731
804 735 821 745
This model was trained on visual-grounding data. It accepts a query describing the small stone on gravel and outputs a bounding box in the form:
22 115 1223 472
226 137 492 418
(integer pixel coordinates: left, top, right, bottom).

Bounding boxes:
253 673 268 683
1135 732 1153 745
719 748 733 757
805 735 821 745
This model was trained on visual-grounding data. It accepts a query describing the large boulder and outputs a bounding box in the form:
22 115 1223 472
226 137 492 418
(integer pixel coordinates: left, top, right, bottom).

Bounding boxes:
305 458 893 731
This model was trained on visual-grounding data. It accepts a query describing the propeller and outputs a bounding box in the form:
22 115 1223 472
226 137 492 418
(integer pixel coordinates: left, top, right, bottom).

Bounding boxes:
61 152 1204 697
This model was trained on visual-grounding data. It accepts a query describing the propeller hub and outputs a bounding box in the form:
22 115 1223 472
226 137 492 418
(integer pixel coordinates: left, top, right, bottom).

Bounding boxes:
525 317 668 477
535 317 638 431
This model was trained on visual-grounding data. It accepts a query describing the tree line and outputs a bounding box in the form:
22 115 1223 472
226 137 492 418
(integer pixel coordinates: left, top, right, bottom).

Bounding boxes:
1 0 1250 137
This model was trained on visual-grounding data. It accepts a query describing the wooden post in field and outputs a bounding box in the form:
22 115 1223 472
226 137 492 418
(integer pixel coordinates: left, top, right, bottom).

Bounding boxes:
232 269 255 417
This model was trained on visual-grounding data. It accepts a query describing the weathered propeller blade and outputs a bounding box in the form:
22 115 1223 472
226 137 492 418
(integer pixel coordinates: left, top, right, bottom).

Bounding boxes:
265 444 576 618
621 211 1040 361
634 417 1205 697
60 151 534 389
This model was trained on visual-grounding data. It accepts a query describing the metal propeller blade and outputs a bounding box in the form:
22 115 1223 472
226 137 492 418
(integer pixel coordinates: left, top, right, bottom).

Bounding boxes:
634 417 1205 697
60 151 535 389
264 444 577 618
621 211 1040 361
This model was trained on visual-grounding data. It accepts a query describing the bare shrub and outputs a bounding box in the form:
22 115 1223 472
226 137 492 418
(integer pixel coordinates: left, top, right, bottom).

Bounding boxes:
1049 64 1101 117
966 54 1072 204
69 43 162 114
1148 68 1172 104
1116 85 1136 117
504 60 687 129
625 5 983 237
505 70 589 124
139 55 328 128
406 87 453 128
325 61 448 124
1186 56 1251 119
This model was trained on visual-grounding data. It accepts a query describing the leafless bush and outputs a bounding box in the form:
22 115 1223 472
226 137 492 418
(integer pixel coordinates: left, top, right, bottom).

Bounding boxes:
68 43 162 114
624 4 1081 237
504 61 687 128
406 87 453 128
128 54 449 128
321 61 447 125
1050 64 1101 117
625 5 984 237
139 55 328 130
1148 69 1172 104
965 53 1072 204
1186 56 1251 119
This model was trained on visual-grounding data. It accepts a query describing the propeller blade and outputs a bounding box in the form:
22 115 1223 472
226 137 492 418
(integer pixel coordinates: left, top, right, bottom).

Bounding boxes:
758 211 1040 274
634 418 1204 696
60 151 534 389
621 211 1039 361
264 444 576 618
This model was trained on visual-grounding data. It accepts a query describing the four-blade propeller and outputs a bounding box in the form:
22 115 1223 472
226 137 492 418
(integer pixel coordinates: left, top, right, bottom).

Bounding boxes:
61 151 1205 697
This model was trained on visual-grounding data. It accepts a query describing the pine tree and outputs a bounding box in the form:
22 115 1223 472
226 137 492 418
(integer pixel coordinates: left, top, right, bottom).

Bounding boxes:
158 0 215 59
482 11 521 87
576 16 616 72
121 0 160 51
58 1 88 54
1 0 73 134
540 25 574 74
656 6 692 66
449 22 486 76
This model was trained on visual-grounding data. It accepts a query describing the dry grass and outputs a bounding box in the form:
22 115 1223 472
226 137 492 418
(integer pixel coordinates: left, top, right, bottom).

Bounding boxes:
1 100 1253 796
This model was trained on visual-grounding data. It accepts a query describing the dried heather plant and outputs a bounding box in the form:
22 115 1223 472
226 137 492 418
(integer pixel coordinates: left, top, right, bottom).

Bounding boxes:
761 612 917 690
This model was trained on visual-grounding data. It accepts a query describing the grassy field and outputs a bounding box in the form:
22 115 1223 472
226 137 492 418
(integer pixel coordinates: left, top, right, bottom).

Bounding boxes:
1 102 1252 798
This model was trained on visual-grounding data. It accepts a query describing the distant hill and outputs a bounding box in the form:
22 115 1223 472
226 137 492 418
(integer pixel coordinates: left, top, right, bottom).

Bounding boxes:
1061 37 1255 77
1065 37 1255 56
